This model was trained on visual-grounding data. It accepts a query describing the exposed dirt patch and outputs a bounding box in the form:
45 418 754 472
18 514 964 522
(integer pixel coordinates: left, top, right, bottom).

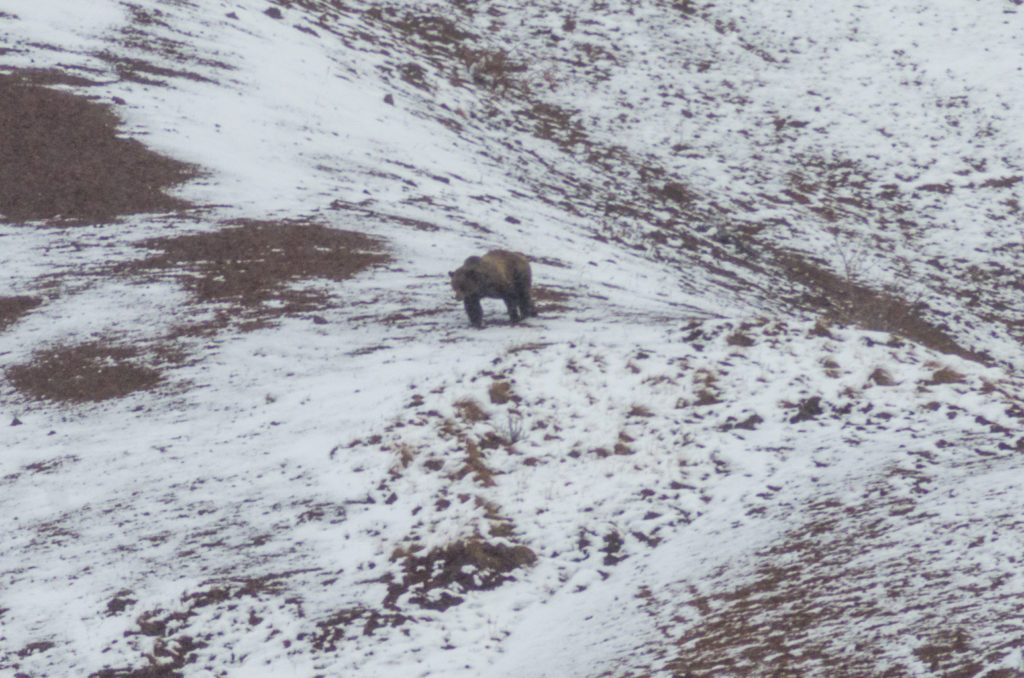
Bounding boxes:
664 455 1024 677
776 249 990 364
4 67 105 88
532 286 572 315
13 455 80 479
311 607 411 650
0 295 41 331
93 571 314 677
15 640 55 658
0 70 194 223
99 3 235 86
121 220 390 328
365 7 474 54
6 341 168 403
90 665 185 678
384 539 536 611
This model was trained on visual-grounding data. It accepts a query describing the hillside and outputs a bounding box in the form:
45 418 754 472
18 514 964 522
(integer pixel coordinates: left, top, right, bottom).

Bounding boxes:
2 1 1024 676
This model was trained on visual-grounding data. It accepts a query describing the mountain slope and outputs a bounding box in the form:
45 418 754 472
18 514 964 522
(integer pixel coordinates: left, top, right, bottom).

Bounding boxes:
2 1 1024 676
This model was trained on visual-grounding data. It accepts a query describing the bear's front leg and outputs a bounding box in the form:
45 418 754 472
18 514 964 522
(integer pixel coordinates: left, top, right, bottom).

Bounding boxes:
504 296 521 323
518 293 535 320
464 297 484 327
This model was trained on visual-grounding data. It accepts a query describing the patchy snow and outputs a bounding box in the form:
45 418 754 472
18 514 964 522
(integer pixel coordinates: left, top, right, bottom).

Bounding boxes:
2 0 1024 676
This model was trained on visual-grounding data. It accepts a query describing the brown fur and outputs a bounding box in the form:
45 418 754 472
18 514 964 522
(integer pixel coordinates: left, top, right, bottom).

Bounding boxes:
449 250 536 327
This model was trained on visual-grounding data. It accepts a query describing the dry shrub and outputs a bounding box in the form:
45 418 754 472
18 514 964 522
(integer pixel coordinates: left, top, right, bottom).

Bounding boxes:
458 46 526 91
498 412 525 445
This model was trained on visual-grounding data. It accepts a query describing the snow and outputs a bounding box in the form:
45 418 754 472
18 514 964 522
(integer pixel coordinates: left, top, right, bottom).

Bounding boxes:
3 0 1024 676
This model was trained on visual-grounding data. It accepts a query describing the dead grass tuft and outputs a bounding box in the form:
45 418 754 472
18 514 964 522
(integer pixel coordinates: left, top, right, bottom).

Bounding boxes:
869 367 896 386
693 389 721 406
628 404 655 418
488 380 515 404
928 366 966 385
457 439 496 487
726 330 756 347
454 398 490 422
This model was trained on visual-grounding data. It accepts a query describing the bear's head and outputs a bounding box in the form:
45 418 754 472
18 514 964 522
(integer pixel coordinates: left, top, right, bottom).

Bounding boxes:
449 256 483 301
449 267 472 300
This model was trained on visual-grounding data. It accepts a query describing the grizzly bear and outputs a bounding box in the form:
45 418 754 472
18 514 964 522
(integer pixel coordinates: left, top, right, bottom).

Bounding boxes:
449 250 536 327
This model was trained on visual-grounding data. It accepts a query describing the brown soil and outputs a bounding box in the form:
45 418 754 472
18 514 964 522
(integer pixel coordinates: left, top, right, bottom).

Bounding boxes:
0 295 41 331
532 286 572 315
121 220 391 324
311 607 410 649
384 539 537 611
776 250 990 364
6 342 165 403
664 454 1024 677
0 70 193 223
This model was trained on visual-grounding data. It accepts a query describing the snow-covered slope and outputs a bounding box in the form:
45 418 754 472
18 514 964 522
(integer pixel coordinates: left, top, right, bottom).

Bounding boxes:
2 1 1024 676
